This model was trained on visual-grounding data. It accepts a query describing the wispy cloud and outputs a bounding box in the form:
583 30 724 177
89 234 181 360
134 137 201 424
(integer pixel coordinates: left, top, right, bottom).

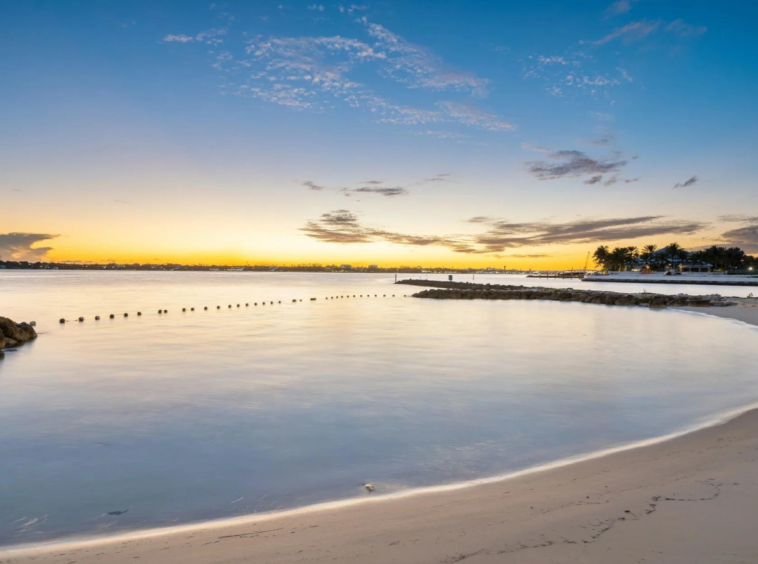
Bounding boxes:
604 0 637 18
301 212 705 254
303 180 327 191
521 142 551 153
0 232 59 261
527 149 627 181
523 52 629 98
720 224 758 253
166 18 512 134
343 186 408 197
673 175 698 188
365 22 489 95
666 19 707 38
163 27 228 45
436 102 516 131
582 20 661 46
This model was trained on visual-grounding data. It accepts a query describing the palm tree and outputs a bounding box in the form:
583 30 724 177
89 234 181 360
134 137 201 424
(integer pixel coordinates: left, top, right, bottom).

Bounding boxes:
593 245 610 270
666 242 682 270
641 244 658 270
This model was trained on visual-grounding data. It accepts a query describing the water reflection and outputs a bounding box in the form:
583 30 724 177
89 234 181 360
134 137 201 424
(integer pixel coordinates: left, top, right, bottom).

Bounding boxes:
1 272 757 545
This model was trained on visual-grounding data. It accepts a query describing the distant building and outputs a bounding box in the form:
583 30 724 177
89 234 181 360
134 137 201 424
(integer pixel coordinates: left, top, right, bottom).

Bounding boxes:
340 264 352 270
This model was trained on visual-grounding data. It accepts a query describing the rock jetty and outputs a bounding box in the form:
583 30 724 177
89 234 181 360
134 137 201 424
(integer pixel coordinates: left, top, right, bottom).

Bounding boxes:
396 280 735 308
0 317 38 351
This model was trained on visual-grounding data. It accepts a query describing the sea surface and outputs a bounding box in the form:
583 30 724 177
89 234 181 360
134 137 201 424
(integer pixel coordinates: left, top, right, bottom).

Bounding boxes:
2 271 758 546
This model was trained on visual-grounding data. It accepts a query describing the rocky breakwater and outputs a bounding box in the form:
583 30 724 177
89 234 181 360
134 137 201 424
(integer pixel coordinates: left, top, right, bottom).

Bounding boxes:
396 280 735 308
0 317 38 355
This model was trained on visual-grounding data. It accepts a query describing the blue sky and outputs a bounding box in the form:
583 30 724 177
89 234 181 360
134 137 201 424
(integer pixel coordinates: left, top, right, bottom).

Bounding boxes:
2 0 757 266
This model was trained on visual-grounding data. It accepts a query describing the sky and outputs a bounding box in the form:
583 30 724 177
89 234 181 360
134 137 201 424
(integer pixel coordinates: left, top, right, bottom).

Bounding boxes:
1 0 757 268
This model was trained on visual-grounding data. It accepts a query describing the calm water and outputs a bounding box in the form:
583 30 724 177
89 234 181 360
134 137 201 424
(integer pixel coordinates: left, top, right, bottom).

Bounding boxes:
2 271 758 546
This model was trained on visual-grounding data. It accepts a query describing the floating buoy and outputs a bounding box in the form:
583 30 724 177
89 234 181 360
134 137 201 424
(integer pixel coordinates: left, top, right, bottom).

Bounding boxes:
158 310 163 314
124 313 128 317
237 304 240 308
292 299 297 303
110 314 115 319
137 312 142 316
204 307 208 310
278 301 281 304
311 298 316 301
95 316 100 321
191 308 194 311
270 301 274 305
217 306 220 310
78 317 84 322
228 305 232 309
254 303 257 306
182 308 186 312
59 318 65 324
245 303 249 307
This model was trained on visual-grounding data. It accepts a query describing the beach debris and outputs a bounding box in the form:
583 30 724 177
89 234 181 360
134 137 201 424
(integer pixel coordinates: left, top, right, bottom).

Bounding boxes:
364 483 375 493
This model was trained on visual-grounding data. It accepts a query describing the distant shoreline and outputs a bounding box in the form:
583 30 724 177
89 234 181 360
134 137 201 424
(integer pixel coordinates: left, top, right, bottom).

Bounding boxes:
585 276 758 287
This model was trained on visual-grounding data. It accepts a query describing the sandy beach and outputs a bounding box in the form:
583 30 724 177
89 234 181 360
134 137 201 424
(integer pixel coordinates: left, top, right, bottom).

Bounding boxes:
3 305 758 564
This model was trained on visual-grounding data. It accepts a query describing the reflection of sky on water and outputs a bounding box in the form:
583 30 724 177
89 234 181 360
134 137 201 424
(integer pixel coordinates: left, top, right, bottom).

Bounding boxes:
1 271 757 545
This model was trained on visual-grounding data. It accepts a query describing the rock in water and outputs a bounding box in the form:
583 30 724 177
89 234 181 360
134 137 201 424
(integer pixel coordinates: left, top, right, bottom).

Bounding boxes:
0 317 38 351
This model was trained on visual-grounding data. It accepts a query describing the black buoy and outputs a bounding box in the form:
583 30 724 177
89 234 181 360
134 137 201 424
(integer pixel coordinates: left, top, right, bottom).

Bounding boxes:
158 310 162 314
78 317 84 322
124 313 128 317
137 312 142 316
217 306 220 309
254 303 258 306
237 304 240 308
95 316 100 320
182 308 186 312
292 299 296 303
110 314 115 319
191 308 194 311
245 303 249 307
59 318 65 324
228 305 232 309
204 307 208 310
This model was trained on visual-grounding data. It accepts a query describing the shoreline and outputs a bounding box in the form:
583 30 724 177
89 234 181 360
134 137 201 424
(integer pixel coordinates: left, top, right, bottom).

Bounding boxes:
5 396 758 562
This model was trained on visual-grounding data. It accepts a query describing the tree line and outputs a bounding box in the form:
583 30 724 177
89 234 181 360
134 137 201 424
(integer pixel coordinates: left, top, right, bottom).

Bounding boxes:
592 243 757 272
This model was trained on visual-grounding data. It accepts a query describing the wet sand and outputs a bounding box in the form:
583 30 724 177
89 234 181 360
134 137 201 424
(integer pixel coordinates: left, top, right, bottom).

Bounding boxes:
4 402 758 564
678 301 758 328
